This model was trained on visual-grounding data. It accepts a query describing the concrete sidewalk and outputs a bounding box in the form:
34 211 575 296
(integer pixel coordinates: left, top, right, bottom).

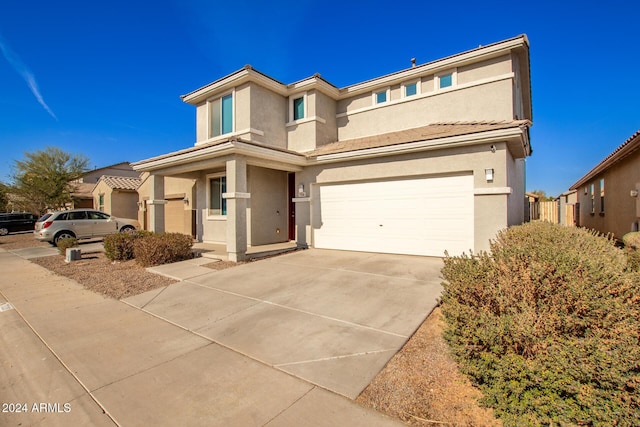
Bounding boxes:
0 249 404 426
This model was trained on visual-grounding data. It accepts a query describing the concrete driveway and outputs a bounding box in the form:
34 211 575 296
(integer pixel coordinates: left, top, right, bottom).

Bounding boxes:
126 249 444 399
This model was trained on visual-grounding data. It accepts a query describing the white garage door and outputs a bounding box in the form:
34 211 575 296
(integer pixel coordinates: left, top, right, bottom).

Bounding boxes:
313 175 474 257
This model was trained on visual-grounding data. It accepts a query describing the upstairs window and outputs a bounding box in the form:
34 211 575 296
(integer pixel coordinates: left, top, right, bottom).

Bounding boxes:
436 69 456 90
208 175 227 216
373 88 390 105
289 93 307 122
210 93 233 138
404 82 418 97
439 73 453 88
293 96 305 120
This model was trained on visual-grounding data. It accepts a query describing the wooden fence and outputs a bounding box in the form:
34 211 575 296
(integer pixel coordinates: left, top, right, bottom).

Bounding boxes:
528 200 575 226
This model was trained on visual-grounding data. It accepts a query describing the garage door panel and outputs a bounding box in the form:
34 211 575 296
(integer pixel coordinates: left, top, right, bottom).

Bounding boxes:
314 175 473 257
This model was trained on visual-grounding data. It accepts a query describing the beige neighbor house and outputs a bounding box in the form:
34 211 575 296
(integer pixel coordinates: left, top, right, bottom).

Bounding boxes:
132 35 533 261
70 162 140 209
92 175 142 219
570 130 640 239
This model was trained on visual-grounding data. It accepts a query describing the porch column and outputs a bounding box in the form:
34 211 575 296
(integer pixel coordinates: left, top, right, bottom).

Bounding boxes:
224 157 250 262
147 174 166 233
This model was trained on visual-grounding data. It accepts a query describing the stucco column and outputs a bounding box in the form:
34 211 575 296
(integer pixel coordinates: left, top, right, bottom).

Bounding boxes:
224 157 250 262
147 174 166 233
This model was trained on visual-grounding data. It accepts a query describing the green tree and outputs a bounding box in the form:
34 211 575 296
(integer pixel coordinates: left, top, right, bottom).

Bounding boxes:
11 147 89 214
530 189 554 201
0 182 9 212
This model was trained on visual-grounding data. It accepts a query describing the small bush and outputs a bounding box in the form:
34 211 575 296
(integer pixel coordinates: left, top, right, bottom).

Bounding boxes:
133 232 193 267
441 222 640 426
56 237 78 255
104 231 150 261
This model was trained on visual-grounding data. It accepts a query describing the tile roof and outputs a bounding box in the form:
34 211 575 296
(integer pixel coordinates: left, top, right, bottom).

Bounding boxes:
306 121 531 157
99 175 142 190
570 129 640 189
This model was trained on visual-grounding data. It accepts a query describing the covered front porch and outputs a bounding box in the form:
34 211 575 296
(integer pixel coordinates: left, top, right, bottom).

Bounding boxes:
132 139 306 261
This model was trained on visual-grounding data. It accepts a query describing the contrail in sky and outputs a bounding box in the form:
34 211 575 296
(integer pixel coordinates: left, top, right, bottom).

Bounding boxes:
0 33 57 120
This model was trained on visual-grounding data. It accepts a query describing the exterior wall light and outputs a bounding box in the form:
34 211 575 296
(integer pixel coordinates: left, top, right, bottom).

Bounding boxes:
298 184 306 197
183 196 189 205
485 168 494 182
631 190 639 198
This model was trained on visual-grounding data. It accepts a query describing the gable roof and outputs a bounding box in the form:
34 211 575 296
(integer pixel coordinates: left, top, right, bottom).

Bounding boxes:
570 129 640 190
98 175 142 191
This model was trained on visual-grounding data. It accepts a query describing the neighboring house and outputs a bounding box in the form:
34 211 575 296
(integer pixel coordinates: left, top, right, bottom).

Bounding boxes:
570 130 640 239
132 35 533 261
555 190 577 226
92 175 142 219
137 174 197 237
70 162 140 209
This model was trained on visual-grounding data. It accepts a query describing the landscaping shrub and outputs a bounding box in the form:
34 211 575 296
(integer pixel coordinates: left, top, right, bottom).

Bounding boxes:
441 221 640 426
104 230 150 261
623 231 640 272
133 232 193 267
56 237 78 255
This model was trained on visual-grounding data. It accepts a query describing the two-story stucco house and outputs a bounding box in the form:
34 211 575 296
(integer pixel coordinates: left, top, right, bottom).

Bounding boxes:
133 35 532 261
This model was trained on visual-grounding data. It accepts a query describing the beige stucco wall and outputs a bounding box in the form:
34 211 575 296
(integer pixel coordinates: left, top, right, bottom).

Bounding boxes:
506 147 526 226
576 149 640 239
249 83 287 147
336 79 514 141
92 181 138 219
313 90 338 148
294 142 515 253
457 55 511 85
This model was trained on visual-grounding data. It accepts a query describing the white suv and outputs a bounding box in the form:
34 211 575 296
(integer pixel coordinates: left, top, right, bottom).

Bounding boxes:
34 209 140 245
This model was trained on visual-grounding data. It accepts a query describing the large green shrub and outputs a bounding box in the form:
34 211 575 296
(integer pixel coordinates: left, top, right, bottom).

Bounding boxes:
104 230 151 261
441 222 640 426
133 232 193 267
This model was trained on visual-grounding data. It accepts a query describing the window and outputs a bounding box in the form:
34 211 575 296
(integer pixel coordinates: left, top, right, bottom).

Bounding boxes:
374 89 388 104
404 82 418 97
293 96 305 120
600 178 605 214
210 93 233 138
439 73 453 88
208 175 227 216
289 93 307 122
590 183 595 214
98 194 104 212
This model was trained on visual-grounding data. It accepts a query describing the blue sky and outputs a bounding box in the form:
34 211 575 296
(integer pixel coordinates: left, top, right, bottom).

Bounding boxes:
0 0 638 197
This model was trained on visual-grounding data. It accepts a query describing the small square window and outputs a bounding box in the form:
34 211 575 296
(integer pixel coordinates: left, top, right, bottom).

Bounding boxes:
439 73 452 88
405 83 417 97
375 91 387 104
293 97 304 121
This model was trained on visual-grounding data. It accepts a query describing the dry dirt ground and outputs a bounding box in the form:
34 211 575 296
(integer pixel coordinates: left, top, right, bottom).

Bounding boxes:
3 232 500 426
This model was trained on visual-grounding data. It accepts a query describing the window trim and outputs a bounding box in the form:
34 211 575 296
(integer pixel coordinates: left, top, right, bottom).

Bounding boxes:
207 90 235 139
401 80 421 98
289 92 307 123
372 87 390 105
435 69 457 90
98 193 105 212
590 183 595 215
206 172 227 219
